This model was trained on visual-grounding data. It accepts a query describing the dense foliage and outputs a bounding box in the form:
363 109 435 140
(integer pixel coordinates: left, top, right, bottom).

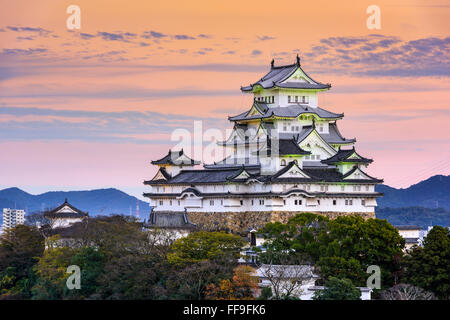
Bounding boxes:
403 226 450 299
260 213 405 288
312 277 361 300
0 213 448 300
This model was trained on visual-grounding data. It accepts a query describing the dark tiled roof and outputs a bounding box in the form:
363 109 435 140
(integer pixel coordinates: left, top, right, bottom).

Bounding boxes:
44 199 88 219
145 162 383 186
322 147 372 164
404 238 420 244
151 149 200 165
229 104 343 121
240 58 331 92
320 122 356 144
257 139 310 156
342 166 384 183
145 211 197 229
395 225 422 230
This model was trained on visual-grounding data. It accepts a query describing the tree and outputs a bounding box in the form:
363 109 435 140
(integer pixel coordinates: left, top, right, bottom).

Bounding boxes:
380 284 436 300
258 287 273 300
0 225 44 299
261 213 405 288
313 277 361 300
205 265 258 300
166 252 236 300
167 231 245 266
403 226 450 299
31 246 76 299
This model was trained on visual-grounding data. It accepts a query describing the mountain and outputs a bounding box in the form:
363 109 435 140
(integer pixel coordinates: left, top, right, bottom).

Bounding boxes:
376 207 450 229
0 174 448 228
376 175 450 210
0 188 150 224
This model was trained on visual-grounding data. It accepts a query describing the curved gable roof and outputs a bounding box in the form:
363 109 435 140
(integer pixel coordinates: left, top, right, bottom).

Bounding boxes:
241 57 331 92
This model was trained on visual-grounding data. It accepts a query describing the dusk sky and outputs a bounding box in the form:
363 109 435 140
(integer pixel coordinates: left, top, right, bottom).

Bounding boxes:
0 0 449 200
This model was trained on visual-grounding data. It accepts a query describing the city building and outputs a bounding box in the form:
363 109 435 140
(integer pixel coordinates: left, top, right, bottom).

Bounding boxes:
144 56 383 233
254 264 372 300
2 208 26 232
395 225 423 250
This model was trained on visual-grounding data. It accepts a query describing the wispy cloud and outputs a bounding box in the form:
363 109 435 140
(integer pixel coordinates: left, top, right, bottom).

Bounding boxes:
257 35 276 41
0 106 225 144
302 34 450 77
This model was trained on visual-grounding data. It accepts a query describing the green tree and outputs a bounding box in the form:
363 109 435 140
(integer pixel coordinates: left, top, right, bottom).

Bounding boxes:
65 247 106 299
167 231 245 266
313 277 361 300
403 226 450 299
260 213 405 288
165 252 236 299
31 246 76 299
0 225 44 299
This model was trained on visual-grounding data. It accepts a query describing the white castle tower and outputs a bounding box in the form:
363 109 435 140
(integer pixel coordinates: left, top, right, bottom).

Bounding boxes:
144 56 383 233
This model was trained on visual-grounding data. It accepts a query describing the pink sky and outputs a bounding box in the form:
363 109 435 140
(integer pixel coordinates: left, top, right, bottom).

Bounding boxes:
0 0 449 199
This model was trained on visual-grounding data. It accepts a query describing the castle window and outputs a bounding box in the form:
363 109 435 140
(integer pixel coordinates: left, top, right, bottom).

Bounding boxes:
317 200 320 205
345 200 348 205
159 200 163 206
284 200 286 205
302 96 306 103
281 159 286 166
362 199 366 206
295 96 298 102
333 200 337 205
288 96 291 103
252 200 254 205
349 200 353 205
178 200 181 206
210 200 214 206
240 200 244 205
170 200 172 206
295 200 298 205
221 200 223 205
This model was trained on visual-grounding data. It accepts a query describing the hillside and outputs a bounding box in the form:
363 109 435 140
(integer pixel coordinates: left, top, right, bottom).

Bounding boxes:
1 174 448 228
0 188 150 223
376 207 450 229
376 175 450 210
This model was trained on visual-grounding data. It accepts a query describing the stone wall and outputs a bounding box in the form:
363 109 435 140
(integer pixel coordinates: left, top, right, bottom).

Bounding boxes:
187 211 375 235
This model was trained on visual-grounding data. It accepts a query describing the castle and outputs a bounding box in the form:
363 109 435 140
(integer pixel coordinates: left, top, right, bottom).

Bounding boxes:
144 56 383 233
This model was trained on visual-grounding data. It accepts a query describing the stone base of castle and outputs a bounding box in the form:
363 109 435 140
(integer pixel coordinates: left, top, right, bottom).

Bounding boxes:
187 211 375 235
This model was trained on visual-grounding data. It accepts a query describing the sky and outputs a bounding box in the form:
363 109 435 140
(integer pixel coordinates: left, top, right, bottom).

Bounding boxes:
0 0 449 200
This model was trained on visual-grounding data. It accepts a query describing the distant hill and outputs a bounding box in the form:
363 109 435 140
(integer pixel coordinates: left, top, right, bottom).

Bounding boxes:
376 207 450 229
1 174 448 228
376 175 450 210
0 188 150 224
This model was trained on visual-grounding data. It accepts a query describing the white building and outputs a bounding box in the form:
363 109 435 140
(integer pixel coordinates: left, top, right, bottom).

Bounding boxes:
2 208 26 232
395 225 423 250
254 264 371 300
144 56 383 232
44 199 88 229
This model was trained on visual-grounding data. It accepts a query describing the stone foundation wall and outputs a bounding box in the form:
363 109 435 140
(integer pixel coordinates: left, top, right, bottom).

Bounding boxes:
187 211 375 235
